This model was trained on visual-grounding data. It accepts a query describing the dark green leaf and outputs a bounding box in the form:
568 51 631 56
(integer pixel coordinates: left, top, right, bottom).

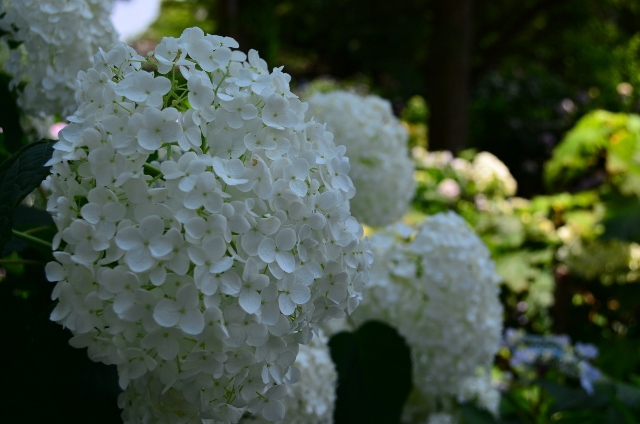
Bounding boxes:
597 340 640 380
459 402 500 424
550 410 606 424
539 380 607 412
330 320 412 424
605 396 636 424
3 205 55 257
612 380 640 411
601 195 640 243
0 139 55 252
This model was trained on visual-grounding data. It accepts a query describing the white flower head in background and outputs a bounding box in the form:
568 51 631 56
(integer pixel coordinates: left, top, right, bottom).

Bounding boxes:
0 0 118 117
471 151 517 197
352 212 503 420
306 90 415 227
45 27 371 422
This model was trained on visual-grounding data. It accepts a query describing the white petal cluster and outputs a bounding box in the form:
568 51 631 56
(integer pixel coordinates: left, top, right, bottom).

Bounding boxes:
352 212 503 417
471 152 517 197
412 147 517 198
426 413 456 424
0 0 117 117
306 90 415 227
241 330 337 424
46 28 371 422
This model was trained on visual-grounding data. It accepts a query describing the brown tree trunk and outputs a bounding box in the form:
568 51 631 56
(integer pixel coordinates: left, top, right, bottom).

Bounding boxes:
214 0 243 45
426 0 473 153
551 264 572 335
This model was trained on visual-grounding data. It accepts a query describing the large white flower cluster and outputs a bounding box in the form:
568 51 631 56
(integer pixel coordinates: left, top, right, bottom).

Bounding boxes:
45 27 371 422
241 330 337 424
0 0 117 117
351 212 503 419
306 90 415 227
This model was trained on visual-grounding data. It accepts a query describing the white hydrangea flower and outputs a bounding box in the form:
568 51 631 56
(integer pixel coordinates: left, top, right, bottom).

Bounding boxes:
456 375 500 415
0 0 117 117
426 413 457 424
119 373 210 424
46 27 371 423
306 90 415 227
241 330 337 424
471 152 517 197
352 212 503 419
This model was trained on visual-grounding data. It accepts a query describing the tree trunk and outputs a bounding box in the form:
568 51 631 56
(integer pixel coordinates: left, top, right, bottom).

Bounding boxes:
214 0 243 45
426 0 473 153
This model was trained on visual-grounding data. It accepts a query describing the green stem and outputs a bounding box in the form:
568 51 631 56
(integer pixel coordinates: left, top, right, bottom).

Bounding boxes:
11 229 52 249
22 225 51 235
213 70 230 96
114 100 133 114
143 162 162 178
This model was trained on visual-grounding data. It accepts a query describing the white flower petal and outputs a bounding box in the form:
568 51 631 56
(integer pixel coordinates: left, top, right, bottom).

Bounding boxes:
153 299 180 327
275 227 296 251
276 251 295 274
239 290 261 314
258 238 277 263
180 309 204 335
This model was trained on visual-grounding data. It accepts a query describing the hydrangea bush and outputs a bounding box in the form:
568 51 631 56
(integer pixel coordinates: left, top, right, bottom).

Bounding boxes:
306 90 415 227
351 212 503 421
45 27 371 422
412 147 517 203
0 0 117 117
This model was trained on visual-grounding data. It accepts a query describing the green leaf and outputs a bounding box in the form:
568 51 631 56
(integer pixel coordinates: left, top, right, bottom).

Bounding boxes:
539 380 608 412
329 320 412 424
612 380 640 411
459 402 500 424
605 396 636 424
597 340 640 380
0 139 55 252
601 194 640 242
550 410 606 423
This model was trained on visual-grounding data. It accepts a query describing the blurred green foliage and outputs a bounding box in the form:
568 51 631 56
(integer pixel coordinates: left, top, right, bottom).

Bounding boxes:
413 114 640 344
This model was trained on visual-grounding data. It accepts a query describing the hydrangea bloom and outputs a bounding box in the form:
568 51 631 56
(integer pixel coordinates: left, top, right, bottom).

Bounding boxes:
412 147 517 198
471 152 517 197
352 212 503 419
241 330 337 424
306 90 415 227
0 0 117 117
45 27 371 422
426 413 456 424
502 329 601 394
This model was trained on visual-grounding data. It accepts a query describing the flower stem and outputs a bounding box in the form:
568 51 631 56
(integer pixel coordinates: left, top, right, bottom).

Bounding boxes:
22 225 51 235
11 229 52 249
143 162 162 178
